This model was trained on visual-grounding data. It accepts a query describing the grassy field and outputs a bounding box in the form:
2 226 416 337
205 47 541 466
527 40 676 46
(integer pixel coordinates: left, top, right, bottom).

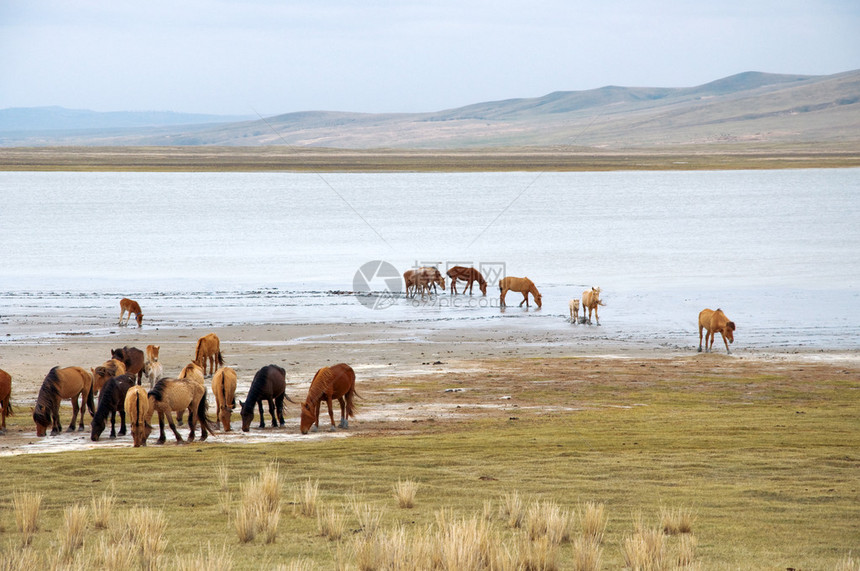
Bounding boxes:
1 143 859 172
0 356 857 569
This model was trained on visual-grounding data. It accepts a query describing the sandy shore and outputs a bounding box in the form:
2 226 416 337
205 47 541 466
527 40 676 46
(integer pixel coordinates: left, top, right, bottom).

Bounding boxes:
1 318 857 456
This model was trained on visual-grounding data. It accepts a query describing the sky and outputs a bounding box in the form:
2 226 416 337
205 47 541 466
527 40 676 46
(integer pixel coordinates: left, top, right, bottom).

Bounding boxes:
1 0 859 116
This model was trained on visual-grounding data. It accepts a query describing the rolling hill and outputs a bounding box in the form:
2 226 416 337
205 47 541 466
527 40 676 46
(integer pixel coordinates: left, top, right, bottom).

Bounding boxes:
1 70 858 149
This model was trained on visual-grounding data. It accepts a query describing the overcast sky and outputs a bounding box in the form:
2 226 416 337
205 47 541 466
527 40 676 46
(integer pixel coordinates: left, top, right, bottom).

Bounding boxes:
1 0 858 116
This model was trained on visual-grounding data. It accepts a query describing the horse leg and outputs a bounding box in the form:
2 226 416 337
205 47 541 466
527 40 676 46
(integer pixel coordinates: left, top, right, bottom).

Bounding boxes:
118 408 127 436
51 406 62 436
109 410 117 439
187 405 197 442
337 396 348 429
165 411 184 443
594 306 600 326
267 398 277 427
69 396 80 431
325 396 336 431
721 332 732 355
156 412 167 444
275 394 285 427
257 400 265 429
312 400 322 432
698 325 704 352
519 292 529 307
500 288 507 307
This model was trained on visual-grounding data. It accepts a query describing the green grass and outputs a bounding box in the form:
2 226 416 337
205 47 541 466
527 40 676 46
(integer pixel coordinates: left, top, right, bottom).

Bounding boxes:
0 364 857 569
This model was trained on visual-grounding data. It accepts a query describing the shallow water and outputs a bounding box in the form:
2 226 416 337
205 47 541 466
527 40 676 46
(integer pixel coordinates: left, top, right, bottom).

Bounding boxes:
0 169 858 349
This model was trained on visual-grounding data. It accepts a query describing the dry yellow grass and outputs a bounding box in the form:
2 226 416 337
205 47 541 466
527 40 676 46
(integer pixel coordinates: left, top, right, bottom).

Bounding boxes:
393 478 419 509
12 490 42 546
58 504 89 561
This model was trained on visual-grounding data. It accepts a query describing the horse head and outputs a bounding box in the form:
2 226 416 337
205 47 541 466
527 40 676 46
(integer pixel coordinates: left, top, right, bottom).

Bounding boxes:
90 416 106 441
479 281 487 296
239 401 254 432
33 403 50 437
300 402 315 434
135 313 143 328
725 321 736 343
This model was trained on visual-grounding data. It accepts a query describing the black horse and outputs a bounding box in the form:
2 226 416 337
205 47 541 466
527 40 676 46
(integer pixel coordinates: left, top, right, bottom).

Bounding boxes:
91 374 135 441
240 365 287 432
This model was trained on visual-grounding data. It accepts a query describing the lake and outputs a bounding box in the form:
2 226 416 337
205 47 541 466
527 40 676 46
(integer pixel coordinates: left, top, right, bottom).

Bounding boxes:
0 169 858 349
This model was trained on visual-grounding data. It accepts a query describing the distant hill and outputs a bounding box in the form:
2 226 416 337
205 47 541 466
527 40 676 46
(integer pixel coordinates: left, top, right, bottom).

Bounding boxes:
0 107 252 132
2 70 858 149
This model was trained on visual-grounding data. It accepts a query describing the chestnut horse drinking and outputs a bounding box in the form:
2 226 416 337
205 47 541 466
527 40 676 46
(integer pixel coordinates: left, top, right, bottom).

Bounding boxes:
33 366 95 436
118 298 143 328
0 368 12 434
447 266 487 296
300 363 358 434
90 374 135 441
698 308 737 354
499 276 542 309
240 365 287 432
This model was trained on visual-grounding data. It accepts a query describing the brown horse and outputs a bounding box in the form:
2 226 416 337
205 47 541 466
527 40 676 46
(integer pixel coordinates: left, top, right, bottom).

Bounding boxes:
499 276 542 308
194 333 224 376
569 299 580 323
300 363 357 434
90 374 135 441
405 267 445 298
145 344 160 364
118 297 143 328
240 365 287 432
0 368 12 434
176 362 205 423
447 266 487 296
212 367 238 431
111 346 144 384
582 287 605 325
147 377 214 444
698 308 736 354
33 366 95 436
92 359 126 394
124 385 152 447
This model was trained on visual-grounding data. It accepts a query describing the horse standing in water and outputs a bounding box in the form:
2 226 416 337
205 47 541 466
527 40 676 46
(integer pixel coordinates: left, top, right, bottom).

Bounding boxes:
90 374 135 441
581 287 605 325
499 276 542 309
212 367 237 431
300 363 358 434
447 266 487 296
33 366 95 436
124 385 151 447
240 365 287 432
698 308 736 354
194 333 224 376
0 368 12 434
118 298 144 328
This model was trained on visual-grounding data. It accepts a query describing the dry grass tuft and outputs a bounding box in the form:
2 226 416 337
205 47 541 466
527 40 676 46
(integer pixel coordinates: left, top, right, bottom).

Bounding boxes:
0 548 40 570
623 527 665 571
297 478 319 517
570 534 603 571
131 507 168 571
675 533 698 569
235 464 283 544
12 490 43 546
93 535 137 570
393 478 419 509
90 489 116 530
526 500 572 544
517 534 560 571
351 497 384 537
318 506 347 541
174 541 234 571
500 491 526 528
58 504 89 560
837 553 860 571
234 499 258 544
217 461 232 516
661 506 696 535
579 501 607 545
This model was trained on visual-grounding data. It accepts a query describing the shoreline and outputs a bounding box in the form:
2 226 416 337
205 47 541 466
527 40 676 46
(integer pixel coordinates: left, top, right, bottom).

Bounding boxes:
2 144 860 172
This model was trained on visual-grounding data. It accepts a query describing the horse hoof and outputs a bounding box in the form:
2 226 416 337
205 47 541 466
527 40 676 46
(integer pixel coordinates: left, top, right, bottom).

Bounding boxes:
328 425 336 432
109 434 116 440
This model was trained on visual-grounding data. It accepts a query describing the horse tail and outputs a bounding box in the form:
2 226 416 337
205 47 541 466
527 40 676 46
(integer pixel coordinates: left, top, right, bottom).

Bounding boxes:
196 391 216 435
3 399 12 417
86 377 96 416
216 351 224 367
345 387 358 419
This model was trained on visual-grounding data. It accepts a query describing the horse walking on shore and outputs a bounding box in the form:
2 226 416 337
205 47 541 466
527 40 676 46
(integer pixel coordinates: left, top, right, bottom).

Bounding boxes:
124 385 152 447
0 368 12 434
581 287 604 325
499 276 542 309
90 374 135 441
698 308 736 354
300 363 357 434
212 367 237 431
33 366 95 436
240 365 287 432
447 266 487 296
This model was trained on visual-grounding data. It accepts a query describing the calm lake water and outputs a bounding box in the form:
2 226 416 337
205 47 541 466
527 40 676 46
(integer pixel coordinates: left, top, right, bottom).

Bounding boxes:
1 169 858 349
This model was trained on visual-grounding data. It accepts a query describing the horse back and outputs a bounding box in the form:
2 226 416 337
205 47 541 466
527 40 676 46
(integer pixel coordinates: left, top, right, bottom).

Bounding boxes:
698 308 716 330
121 298 141 313
330 363 356 398
54 366 92 398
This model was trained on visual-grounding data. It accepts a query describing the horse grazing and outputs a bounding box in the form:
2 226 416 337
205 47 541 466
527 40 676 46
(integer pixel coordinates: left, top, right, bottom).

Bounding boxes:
90 374 135 441
0 368 12 434
499 276 542 309
698 308 736 354
300 363 358 434
124 385 152 447
92 359 126 394
194 333 224 376
212 367 237 432
118 297 143 328
111 346 145 384
240 365 287 432
405 267 445 298
581 287 605 325
147 377 214 444
569 299 580 323
447 266 487 296
33 366 95 437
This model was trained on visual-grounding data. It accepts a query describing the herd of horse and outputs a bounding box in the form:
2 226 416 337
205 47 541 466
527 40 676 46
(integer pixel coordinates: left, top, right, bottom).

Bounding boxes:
10 331 359 447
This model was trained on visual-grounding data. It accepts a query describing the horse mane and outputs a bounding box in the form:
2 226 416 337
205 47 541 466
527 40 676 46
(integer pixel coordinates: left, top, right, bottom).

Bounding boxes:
40 367 62 400
305 367 334 407
33 366 62 425
148 378 169 402
243 365 283 414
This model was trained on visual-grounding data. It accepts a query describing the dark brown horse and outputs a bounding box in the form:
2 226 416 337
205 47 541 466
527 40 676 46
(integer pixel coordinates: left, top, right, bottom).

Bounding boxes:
300 363 357 434
92 358 126 395
33 366 95 437
111 346 145 384
0 368 12 434
240 365 287 432
147 377 214 444
90 374 135 441
447 266 488 296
